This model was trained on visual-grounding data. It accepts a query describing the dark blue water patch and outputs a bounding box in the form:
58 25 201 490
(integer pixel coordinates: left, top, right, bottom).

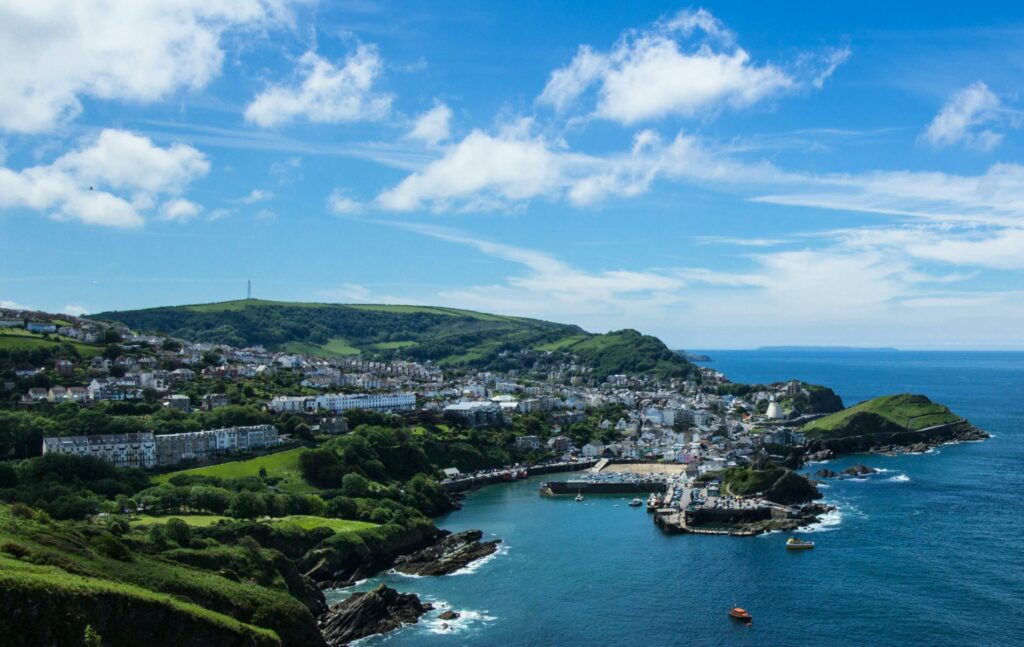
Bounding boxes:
327 351 1024 646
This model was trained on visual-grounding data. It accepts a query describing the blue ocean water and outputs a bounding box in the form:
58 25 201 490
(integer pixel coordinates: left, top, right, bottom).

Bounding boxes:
329 351 1024 646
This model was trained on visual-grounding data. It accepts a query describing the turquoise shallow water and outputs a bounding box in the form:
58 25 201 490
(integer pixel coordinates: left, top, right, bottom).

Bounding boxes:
328 351 1024 646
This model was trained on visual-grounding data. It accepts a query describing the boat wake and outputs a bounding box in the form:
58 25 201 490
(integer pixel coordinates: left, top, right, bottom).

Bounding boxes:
450 542 508 576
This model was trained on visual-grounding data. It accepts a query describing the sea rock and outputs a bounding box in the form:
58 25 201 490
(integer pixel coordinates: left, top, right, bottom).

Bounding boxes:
841 464 877 477
319 584 432 647
438 610 460 620
815 468 838 479
393 529 501 576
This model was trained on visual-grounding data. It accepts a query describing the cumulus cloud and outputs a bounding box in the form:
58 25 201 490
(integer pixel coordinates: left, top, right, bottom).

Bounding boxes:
375 121 790 212
0 0 295 133
922 82 1008 150
245 46 392 127
63 304 87 316
0 129 209 228
328 189 363 214
159 198 203 222
537 8 841 124
406 102 453 146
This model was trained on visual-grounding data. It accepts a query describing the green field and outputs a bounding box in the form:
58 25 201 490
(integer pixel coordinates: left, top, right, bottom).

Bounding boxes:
344 303 520 322
269 516 375 534
152 447 312 492
0 330 102 356
283 336 360 357
802 394 961 435
369 340 418 350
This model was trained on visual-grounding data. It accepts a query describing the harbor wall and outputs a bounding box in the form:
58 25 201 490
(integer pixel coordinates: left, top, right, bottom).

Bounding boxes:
543 480 668 495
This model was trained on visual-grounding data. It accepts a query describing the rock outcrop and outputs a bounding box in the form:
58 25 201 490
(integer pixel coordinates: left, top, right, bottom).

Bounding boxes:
319 584 432 647
815 468 838 478
842 464 877 477
393 530 500 576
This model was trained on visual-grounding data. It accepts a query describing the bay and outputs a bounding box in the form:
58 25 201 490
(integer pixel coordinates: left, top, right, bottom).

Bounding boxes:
328 350 1024 646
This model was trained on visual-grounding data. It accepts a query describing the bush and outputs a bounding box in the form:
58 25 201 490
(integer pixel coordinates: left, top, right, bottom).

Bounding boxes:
91 532 133 561
1 541 32 559
165 518 192 546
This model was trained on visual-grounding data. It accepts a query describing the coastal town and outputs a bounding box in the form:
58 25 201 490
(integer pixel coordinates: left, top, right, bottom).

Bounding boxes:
4 306 828 479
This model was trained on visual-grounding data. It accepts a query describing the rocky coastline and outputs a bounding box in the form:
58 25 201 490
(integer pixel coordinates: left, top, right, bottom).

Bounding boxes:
799 421 988 465
317 529 499 644
393 529 501 576
319 584 432 647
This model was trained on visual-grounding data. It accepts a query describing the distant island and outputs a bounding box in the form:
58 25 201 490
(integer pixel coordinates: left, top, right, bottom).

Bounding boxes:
756 346 900 352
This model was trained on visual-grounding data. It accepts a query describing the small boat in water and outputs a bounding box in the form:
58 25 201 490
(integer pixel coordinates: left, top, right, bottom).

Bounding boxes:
786 537 815 550
728 607 752 623
629 498 643 507
575 493 584 502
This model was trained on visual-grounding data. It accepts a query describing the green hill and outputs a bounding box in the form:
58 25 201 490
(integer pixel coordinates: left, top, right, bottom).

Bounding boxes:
93 300 695 379
802 394 961 438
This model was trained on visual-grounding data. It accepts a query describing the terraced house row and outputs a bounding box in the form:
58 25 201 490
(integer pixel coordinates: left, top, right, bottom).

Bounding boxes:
41 424 280 469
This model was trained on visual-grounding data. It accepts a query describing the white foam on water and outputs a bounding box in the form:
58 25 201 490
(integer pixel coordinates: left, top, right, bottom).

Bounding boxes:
450 542 508 576
816 482 831 489
888 474 911 483
423 604 498 635
801 507 843 533
388 568 425 579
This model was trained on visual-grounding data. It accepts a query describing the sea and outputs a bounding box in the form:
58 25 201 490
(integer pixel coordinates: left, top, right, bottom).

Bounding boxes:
327 350 1024 646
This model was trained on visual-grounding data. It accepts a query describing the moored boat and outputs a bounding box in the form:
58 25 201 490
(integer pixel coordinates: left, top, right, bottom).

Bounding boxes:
629 498 643 507
786 537 815 550
575 493 584 502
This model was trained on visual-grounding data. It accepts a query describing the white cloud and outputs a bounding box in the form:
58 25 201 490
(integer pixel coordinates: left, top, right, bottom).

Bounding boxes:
376 122 790 212
0 299 34 311
245 46 392 127
238 189 273 204
754 162 1024 227
922 82 1008 151
390 222 685 326
63 304 87 316
328 190 363 214
0 129 209 228
538 8 840 124
159 198 203 222
407 102 453 146
376 121 569 211
0 0 295 133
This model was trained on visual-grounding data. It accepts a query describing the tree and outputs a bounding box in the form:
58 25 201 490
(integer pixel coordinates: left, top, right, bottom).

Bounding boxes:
165 518 191 546
228 491 266 519
341 473 371 498
299 448 344 488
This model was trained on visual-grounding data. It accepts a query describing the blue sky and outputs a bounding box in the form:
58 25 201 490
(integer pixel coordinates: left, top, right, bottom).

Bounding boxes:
2 1 1024 349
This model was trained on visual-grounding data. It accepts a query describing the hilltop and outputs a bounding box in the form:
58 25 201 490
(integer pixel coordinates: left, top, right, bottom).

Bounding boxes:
93 300 695 380
801 394 986 455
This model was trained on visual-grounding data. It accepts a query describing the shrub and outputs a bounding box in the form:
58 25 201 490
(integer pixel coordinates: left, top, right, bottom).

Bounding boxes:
1 541 32 559
91 532 133 562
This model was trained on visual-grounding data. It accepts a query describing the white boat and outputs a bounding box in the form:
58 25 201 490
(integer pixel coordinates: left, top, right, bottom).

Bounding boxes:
575 494 584 502
629 498 643 507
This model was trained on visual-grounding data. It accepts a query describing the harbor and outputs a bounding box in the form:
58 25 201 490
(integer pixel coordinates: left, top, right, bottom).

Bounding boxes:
540 461 816 536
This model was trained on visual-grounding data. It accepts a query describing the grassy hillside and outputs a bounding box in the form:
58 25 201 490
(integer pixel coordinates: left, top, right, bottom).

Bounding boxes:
0 329 103 357
152 447 313 493
802 394 961 438
94 300 695 379
0 504 321 646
